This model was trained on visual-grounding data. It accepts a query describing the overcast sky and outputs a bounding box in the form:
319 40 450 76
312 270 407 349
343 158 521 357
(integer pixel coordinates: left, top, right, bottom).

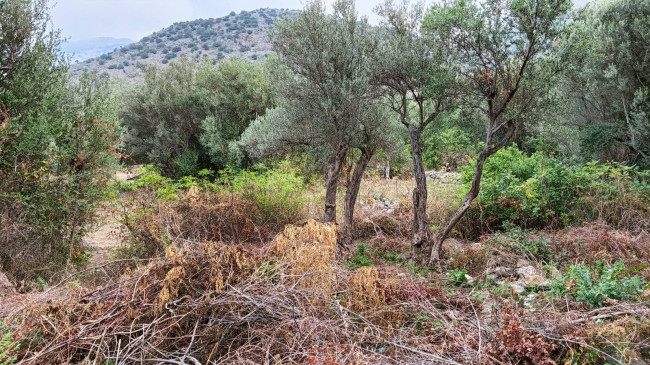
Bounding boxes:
51 0 591 42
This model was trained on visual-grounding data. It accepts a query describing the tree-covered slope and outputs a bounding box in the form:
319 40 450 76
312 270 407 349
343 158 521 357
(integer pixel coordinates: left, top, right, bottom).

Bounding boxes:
70 8 298 79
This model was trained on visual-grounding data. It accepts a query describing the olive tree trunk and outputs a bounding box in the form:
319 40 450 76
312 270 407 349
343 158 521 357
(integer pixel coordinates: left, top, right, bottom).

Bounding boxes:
340 147 374 248
323 146 348 223
408 125 431 251
429 124 515 266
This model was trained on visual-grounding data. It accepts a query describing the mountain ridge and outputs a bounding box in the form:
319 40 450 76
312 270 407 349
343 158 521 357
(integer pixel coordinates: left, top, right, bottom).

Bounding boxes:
70 8 298 79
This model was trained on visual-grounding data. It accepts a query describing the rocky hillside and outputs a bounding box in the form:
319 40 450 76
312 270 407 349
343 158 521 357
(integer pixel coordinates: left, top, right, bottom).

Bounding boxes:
70 8 297 79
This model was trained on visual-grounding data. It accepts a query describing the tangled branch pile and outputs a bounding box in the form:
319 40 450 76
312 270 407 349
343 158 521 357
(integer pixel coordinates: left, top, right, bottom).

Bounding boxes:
5 219 650 364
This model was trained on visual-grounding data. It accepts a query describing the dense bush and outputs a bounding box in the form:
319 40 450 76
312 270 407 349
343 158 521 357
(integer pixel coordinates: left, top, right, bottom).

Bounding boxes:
121 57 274 176
423 127 477 170
465 146 650 230
0 72 121 281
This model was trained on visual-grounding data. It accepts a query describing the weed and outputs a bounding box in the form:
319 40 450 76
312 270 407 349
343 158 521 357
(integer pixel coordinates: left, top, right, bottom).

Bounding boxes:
344 244 374 269
550 260 646 307
447 268 468 287
406 263 428 277
0 328 19 365
491 224 554 263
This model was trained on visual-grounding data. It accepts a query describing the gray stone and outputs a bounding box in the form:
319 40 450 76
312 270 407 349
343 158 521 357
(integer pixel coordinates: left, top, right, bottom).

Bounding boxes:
0 271 14 293
517 265 541 278
523 275 548 287
489 266 516 278
509 280 527 295
465 274 475 285
524 294 537 308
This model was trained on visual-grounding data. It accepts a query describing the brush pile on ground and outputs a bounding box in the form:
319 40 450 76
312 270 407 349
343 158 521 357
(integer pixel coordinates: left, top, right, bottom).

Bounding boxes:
4 216 649 364
2 220 474 364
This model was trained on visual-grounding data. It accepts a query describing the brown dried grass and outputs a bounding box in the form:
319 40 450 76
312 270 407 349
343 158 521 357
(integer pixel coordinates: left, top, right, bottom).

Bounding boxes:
271 219 337 296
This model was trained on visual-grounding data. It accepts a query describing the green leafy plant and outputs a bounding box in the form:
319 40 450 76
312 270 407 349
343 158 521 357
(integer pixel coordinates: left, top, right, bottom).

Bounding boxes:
467 146 650 231
447 268 469 287
344 243 374 269
0 329 19 365
221 162 307 227
491 225 554 263
550 260 646 307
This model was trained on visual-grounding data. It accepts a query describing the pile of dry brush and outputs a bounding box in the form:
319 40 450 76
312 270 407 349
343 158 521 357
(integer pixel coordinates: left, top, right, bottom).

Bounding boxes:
4 187 650 364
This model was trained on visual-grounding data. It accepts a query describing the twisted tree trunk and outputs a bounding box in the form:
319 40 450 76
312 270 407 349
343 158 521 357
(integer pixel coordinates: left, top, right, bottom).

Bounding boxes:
323 145 348 223
340 147 374 249
429 123 516 266
408 125 431 251
429 144 489 266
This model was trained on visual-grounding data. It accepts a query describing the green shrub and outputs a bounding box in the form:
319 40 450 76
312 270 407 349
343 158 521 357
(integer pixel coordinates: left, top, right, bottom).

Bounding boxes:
1 71 121 281
344 243 374 269
466 146 650 230
423 127 477 170
550 260 646 307
447 268 469 287
490 225 554 263
221 162 307 227
0 327 19 365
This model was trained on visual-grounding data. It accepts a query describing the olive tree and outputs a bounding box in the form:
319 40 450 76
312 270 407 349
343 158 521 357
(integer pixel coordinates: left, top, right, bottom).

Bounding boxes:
424 0 571 265
268 0 380 225
561 0 650 166
373 0 458 251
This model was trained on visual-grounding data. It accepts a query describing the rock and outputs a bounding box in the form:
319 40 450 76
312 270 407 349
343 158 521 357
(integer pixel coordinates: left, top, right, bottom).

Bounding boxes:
488 266 516 278
517 265 540 277
516 266 548 287
509 280 527 295
425 171 461 181
523 294 537 308
516 259 531 268
465 274 475 285
523 275 548 287
0 271 14 294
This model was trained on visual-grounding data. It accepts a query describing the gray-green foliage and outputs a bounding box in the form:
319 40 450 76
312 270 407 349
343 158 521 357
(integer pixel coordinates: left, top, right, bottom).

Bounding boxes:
244 0 388 225
561 0 650 166
121 57 274 175
199 57 274 166
550 260 646 307
262 0 380 153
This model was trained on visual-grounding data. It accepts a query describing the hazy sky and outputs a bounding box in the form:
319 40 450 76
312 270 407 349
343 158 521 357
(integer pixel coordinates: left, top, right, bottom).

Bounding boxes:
51 0 591 42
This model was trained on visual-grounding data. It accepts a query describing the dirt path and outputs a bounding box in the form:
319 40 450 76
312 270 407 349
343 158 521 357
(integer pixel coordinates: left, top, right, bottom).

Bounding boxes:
84 208 125 266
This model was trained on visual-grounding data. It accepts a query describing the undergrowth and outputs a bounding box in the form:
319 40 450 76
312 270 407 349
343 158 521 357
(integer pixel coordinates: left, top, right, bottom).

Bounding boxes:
550 260 646 307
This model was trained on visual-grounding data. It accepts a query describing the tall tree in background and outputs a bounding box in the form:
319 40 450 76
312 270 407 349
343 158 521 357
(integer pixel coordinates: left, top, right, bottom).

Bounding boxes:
269 0 380 225
562 0 650 166
374 0 457 252
121 57 274 176
425 0 571 265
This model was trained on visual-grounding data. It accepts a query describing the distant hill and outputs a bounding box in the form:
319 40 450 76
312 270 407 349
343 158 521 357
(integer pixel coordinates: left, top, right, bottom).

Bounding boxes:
62 37 134 63
70 8 298 79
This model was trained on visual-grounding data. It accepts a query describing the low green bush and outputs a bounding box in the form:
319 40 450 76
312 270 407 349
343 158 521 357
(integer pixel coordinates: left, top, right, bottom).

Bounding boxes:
489 225 554 263
220 162 307 227
550 260 646 307
344 243 374 269
465 146 650 230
